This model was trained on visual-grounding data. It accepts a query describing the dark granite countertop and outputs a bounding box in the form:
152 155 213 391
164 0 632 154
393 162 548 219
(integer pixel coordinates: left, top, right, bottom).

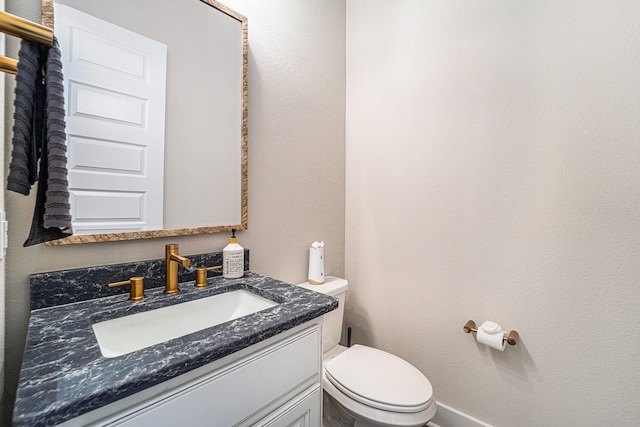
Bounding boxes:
13 272 337 426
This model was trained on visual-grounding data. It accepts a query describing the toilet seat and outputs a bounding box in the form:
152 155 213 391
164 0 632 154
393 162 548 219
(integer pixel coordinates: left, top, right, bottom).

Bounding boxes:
324 345 433 414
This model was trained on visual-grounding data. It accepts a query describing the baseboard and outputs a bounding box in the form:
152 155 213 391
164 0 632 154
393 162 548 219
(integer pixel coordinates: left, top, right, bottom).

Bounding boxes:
427 401 493 427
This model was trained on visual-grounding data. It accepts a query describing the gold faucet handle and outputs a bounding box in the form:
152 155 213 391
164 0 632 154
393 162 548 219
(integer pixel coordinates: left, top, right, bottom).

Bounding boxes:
109 277 145 301
195 266 222 287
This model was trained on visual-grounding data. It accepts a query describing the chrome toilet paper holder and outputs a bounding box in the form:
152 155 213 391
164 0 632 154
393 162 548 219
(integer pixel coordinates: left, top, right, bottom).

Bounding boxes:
463 320 519 346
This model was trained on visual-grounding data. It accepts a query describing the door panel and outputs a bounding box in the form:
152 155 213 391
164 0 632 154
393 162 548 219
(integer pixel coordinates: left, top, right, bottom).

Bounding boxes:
56 4 166 233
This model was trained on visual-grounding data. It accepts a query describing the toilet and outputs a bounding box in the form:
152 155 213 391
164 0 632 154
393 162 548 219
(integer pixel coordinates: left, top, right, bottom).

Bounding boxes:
298 277 436 427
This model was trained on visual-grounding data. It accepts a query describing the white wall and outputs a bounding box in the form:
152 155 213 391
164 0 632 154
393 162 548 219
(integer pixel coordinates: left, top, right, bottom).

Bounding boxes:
345 1 640 426
1 0 345 422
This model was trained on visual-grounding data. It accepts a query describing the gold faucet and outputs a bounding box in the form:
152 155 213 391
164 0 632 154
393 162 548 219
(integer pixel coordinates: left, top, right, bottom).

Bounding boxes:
165 244 191 294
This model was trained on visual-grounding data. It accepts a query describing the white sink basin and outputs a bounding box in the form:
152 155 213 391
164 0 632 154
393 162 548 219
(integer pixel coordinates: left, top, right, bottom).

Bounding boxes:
92 289 278 358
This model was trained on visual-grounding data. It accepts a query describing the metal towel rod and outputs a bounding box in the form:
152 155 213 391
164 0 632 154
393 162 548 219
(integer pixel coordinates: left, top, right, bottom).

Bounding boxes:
0 10 54 75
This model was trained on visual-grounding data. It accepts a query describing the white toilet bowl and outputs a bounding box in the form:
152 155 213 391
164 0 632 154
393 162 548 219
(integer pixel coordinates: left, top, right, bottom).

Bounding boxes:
298 277 436 427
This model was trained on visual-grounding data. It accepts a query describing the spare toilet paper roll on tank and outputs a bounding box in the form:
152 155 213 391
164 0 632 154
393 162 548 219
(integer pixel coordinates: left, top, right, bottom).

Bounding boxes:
308 241 324 284
476 321 506 351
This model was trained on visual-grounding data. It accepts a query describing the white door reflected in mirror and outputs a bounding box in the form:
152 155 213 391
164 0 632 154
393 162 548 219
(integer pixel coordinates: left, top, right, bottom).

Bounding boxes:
57 4 167 234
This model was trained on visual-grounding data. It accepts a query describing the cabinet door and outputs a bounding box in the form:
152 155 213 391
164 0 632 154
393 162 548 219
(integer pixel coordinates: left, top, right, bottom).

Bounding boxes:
254 385 321 427
108 326 320 426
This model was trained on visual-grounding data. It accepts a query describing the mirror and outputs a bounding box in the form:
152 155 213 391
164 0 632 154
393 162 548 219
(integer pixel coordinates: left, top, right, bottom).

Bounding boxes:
41 0 247 245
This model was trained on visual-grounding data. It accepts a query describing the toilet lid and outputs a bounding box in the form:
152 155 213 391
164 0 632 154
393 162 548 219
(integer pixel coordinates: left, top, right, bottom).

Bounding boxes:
324 345 433 413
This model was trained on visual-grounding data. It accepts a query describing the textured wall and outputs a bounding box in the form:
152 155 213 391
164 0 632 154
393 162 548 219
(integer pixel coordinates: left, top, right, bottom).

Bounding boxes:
345 1 640 425
2 0 345 421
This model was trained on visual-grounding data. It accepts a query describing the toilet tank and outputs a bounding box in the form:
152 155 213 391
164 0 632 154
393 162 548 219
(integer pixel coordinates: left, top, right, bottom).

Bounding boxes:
297 276 348 352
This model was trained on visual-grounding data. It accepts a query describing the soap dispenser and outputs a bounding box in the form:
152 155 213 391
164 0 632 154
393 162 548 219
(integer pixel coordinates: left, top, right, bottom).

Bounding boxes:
223 229 244 278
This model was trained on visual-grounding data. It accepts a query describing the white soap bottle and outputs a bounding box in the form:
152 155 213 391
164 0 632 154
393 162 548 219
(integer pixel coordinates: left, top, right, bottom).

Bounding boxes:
223 229 244 278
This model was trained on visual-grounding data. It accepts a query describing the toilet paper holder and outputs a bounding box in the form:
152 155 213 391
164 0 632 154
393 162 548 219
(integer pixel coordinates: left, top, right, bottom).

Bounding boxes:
463 320 519 346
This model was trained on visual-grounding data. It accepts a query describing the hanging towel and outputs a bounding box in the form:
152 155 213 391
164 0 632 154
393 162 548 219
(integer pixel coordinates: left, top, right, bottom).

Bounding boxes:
42 38 72 231
8 37 73 246
7 40 42 195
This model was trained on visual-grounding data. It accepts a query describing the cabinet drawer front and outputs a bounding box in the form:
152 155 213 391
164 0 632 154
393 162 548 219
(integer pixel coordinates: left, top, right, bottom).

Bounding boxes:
113 326 321 426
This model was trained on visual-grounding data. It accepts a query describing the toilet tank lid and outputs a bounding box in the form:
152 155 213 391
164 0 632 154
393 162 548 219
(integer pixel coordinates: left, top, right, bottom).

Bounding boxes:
297 276 348 296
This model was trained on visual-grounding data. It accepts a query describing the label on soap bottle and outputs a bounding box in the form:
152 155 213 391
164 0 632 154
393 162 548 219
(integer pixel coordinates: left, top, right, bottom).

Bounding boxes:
223 249 244 278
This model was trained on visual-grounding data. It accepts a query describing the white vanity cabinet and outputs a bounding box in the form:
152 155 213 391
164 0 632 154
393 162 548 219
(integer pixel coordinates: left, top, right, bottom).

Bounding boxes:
62 323 322 427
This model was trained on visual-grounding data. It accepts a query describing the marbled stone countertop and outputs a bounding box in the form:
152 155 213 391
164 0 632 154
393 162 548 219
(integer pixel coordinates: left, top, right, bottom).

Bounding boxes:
13 272 337 426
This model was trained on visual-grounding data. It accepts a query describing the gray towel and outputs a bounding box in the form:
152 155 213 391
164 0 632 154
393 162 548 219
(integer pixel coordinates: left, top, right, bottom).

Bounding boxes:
9 37 73 245
7 40 42 195
42 38 72 231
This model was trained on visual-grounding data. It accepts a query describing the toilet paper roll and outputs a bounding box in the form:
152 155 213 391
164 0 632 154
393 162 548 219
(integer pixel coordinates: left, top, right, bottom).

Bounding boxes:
476 321 506 351
308 241 324 284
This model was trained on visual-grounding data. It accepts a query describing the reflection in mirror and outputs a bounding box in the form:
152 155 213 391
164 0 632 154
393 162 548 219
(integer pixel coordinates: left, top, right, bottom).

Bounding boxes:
41 0 247 244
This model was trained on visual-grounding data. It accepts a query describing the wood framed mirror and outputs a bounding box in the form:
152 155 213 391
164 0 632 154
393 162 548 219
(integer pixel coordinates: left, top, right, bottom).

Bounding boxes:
41 0 247 245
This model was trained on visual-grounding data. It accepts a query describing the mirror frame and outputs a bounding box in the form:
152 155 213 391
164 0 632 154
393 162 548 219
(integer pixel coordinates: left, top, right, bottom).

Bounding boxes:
41 0 248 245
